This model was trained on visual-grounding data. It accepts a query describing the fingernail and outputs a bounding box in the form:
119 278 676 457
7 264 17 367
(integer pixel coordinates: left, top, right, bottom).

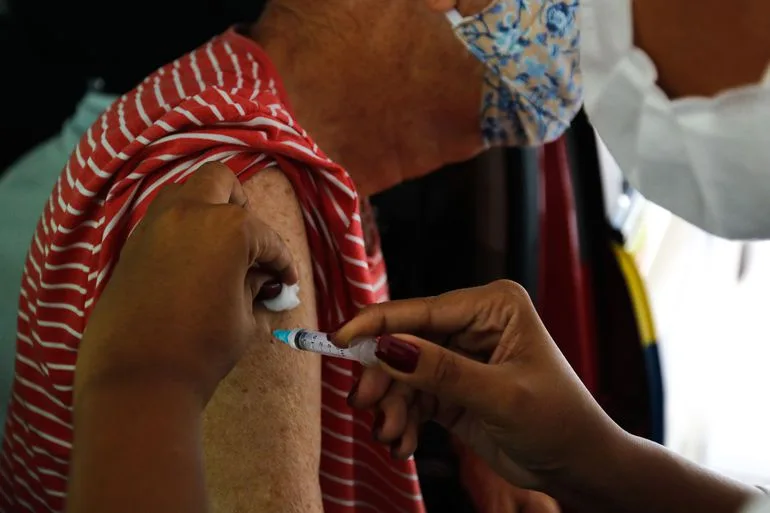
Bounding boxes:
376 336 420 374
346 380 360 408
256 280 283 301
372 411 385 441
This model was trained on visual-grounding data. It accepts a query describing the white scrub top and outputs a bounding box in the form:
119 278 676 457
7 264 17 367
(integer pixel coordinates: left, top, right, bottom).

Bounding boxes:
579 0 770 240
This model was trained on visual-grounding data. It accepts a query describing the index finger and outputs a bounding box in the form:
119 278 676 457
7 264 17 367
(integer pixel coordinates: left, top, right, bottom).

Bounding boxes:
179 162 248 207
334 286 490 345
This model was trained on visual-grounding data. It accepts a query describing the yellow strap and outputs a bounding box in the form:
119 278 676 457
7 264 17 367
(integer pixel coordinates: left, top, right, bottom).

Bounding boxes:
612 242 657 347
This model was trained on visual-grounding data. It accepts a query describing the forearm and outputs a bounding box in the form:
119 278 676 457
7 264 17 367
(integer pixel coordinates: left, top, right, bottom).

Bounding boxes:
550 430 759 513
68 378 208 513
202 345 322 513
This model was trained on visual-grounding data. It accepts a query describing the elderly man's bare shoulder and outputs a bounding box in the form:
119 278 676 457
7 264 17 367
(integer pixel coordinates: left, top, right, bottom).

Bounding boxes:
241 169 312 263
202 167 323 513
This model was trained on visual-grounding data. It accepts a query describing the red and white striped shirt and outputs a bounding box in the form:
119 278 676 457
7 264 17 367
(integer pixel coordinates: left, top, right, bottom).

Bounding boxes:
0 28 423 513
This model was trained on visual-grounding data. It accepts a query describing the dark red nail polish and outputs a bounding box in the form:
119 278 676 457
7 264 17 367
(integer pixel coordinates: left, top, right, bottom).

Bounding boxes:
256 280 282 300
372 411 385 440
346 380 360 408
376 336 420 374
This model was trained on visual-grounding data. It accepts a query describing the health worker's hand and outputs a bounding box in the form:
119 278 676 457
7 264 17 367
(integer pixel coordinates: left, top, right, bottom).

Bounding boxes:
334 280 623 492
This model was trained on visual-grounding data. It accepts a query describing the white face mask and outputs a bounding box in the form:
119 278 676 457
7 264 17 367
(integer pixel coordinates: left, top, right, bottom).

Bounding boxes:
581 0 770 240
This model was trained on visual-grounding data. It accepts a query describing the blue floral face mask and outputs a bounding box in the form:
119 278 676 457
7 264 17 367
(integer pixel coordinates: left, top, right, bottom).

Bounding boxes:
446 0 582 147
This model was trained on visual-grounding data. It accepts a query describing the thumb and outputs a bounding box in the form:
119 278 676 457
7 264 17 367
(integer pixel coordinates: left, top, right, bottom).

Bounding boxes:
376 335 504 416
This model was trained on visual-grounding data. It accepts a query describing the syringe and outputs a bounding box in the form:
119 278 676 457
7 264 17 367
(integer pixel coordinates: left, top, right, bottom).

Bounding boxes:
273 329 378 366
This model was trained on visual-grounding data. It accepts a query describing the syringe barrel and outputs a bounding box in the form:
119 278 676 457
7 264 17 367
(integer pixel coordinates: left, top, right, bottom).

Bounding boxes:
291 330 377 366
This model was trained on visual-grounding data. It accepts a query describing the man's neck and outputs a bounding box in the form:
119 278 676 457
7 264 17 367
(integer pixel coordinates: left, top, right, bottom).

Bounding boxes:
248 19 477 197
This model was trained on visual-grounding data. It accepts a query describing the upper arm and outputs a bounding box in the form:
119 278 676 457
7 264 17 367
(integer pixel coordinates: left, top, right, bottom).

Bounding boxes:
201 168 323 513
633 0 770 98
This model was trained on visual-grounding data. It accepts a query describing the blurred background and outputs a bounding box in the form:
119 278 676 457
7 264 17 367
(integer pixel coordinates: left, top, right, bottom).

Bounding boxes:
372 113 770 508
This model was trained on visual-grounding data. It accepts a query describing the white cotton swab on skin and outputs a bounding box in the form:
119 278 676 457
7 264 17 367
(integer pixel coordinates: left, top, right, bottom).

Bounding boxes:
262 283 301 312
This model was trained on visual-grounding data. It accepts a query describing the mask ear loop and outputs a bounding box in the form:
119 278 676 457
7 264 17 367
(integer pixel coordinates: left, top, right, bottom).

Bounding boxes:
445 9 464 27
762 63 770 87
